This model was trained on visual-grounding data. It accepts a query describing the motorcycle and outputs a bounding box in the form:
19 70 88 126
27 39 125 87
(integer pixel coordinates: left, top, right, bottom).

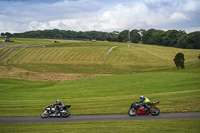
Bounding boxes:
41 104 71 118
128 101 160 116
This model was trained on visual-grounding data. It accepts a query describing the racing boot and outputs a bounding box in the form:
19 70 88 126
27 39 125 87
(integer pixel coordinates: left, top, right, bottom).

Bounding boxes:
145 105 151 112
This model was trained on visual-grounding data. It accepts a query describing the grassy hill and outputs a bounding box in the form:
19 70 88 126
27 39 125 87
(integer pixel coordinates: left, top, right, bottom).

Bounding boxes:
0 38 199 117
1 38 199 76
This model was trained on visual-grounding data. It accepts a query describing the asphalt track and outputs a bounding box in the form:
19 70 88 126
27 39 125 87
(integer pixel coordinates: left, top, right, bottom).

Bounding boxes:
0 113 200 123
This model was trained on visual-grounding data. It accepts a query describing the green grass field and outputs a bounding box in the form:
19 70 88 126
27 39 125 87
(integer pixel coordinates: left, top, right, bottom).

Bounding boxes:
0 66 199 117
0 37 53 45
0 38 199 116
0 38 199 132
0 119 200 133
1 38 199 74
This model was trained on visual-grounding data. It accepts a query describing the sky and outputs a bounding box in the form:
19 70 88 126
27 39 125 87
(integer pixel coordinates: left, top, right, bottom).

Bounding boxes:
0 0 200 33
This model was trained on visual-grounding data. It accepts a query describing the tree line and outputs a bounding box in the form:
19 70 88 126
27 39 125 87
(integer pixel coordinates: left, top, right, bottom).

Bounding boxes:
1 28 200 49
1 29 119 42
118 29 200 49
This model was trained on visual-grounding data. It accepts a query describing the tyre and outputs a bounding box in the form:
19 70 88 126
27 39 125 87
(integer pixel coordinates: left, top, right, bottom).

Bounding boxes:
61 110 71 117
41 111 49 118
128 108 137 116
150 107 160 116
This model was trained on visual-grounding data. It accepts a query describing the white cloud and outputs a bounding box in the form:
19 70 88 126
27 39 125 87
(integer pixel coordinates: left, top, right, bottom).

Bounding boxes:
182 0 200 12
170 12 188 21
0 0 199 33
29 21 47 30
184 26 200 33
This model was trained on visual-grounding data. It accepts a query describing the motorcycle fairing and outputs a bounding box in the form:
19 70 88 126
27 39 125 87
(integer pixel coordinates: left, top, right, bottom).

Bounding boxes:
137 106 148 115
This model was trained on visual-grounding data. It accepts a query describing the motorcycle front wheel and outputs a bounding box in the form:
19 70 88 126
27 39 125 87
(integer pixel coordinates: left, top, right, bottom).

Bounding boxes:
128 108 137 116
150 107 160 116
41 111 49 118
61 110 71 117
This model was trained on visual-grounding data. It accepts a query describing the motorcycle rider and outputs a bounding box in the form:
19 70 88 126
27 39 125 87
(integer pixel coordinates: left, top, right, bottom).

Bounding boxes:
54 100 64 114
139 95 151 112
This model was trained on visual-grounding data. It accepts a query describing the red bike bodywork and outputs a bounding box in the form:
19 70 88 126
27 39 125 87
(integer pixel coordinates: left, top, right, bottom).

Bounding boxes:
137 106 149 115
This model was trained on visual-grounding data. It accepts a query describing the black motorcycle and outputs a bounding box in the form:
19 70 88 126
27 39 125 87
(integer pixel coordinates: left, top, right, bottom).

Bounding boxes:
41 104 71 118
128 101 160 116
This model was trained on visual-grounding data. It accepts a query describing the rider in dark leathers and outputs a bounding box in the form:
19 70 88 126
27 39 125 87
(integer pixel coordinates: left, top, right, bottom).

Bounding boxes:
54 100 64 114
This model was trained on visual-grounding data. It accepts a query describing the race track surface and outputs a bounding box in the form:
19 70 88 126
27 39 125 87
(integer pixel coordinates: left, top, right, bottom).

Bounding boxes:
0 113 200 123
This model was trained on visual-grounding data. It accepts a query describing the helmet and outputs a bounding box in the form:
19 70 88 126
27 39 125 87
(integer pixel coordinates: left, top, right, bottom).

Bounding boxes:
56 100 60 104
140 95 145 99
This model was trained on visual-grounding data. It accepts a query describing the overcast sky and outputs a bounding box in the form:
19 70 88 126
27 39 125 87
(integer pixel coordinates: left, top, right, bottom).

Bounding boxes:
0 0 200 33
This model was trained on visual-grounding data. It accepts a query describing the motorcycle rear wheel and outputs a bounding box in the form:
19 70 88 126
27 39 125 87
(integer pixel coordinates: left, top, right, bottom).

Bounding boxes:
61 110 71 117
128 108 137 116
150 107 160 116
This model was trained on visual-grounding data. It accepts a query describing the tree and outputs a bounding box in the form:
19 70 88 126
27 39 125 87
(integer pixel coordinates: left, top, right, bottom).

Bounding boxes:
118 30 129 42
130 29 140 43
173 53 185 69
142 29 156 44
163 30 185 47
185 31 200 49
1 33 5 37
176 34 188 48
151 30 165 45
5 32 12 38
106 32 118 42
143 29 165 45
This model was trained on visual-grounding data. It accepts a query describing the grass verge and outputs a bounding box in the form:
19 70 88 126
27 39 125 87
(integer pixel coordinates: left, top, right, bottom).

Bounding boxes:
0 65 199 116
0 119 199 133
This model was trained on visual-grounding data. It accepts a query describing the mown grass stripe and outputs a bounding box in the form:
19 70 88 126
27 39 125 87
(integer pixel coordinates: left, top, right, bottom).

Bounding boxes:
2 41 200 73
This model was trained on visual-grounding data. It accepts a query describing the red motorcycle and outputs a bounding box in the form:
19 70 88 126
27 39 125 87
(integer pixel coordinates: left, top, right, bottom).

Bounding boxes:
128 101 160 116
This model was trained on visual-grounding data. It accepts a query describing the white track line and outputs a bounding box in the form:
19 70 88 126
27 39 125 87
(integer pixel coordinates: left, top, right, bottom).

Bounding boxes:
104 46 117 60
